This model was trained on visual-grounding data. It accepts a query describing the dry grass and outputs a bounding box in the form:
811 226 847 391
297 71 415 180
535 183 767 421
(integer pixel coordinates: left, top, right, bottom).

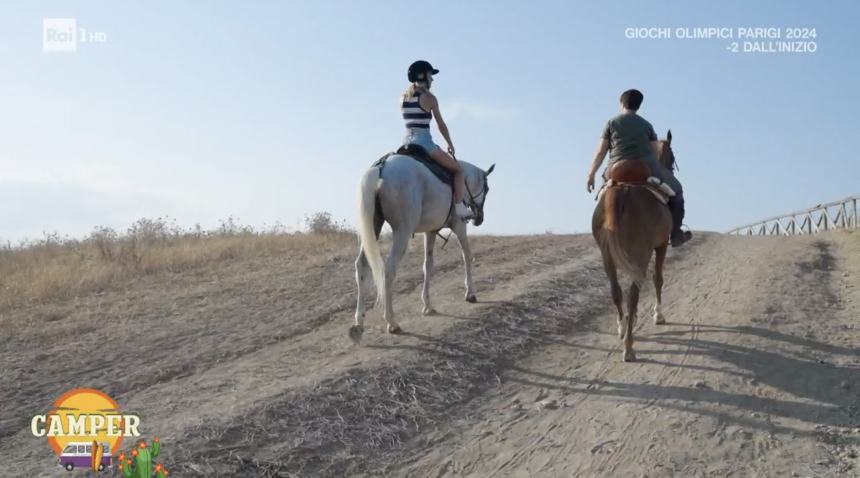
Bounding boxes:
0 216 355 309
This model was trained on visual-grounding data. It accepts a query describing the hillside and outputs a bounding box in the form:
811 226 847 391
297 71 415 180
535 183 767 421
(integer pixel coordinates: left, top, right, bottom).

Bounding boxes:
1 231 858 477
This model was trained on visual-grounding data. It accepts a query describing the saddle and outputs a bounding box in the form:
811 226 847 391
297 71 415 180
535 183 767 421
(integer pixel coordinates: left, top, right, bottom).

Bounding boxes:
598 159 675 204
609 158 650 184
372 144 453 186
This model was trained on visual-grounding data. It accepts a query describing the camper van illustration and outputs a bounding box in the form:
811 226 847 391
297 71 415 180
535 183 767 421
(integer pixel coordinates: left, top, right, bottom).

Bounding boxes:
57 442 111 471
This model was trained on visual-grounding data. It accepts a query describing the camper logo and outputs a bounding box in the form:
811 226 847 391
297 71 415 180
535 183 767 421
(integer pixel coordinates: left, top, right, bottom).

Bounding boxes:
29 387 151 473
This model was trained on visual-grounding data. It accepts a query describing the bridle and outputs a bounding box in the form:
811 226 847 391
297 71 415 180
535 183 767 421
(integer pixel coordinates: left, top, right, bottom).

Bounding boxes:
658 141 678 172
464 175 488 215
449 153 489 217
436 160 490 247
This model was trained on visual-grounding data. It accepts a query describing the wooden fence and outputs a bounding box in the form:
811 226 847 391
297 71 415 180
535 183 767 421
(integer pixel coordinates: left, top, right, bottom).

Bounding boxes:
727 195 859 236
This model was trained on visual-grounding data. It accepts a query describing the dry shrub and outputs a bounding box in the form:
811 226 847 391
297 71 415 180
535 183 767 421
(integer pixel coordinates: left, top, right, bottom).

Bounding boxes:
304 212 352 234
0 215 356 309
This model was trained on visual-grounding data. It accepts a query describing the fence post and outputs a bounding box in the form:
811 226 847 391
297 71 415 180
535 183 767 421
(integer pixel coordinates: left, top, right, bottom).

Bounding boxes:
851 198 858 229
841 203 848 228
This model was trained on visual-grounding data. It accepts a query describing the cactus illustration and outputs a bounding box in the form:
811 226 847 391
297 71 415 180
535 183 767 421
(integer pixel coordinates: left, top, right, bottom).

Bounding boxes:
117 438 162 478
154 462 170 477
117 452 133 478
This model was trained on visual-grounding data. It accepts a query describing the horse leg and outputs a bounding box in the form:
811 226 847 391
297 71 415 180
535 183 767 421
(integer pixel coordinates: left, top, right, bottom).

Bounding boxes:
624 282 640 362
451 221 477 302
351 213 384 343
421 232 437 315
354 245 369 327
383 229 410 333
653 244 667 324
602 251 625 339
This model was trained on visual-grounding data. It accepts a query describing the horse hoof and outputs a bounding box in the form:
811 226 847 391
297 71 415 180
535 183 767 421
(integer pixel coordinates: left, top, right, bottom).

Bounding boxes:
622 350 636 362
387 324 402 334
654 314 666 325
465 294 477 303
348 325 364 344
423 307 437 316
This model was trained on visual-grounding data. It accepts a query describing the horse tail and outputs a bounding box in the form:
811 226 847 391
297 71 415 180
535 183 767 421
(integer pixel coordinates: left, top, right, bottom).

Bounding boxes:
358 167 385 300
601 186 647 284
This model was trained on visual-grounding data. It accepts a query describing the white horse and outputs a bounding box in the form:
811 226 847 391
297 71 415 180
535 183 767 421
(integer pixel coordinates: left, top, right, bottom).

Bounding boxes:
351 154 495 342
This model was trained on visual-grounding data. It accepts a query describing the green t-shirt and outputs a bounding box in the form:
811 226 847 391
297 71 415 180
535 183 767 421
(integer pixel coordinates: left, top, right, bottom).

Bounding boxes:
601 112 657 164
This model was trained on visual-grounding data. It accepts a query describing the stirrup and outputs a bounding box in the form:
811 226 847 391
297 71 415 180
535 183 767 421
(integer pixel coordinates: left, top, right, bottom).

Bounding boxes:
671 229 692 247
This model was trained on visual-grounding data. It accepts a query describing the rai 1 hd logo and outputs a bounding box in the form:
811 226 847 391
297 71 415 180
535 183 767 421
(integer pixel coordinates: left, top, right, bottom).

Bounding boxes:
42 18 108 52
31 388 171 476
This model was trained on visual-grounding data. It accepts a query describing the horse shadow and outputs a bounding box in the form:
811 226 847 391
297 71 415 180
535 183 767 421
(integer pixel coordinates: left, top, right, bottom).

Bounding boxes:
362 289 859 442
507 321 860 440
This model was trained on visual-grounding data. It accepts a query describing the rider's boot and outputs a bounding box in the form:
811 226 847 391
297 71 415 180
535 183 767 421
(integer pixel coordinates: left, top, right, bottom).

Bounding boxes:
455 202 473 221
668 196 692 247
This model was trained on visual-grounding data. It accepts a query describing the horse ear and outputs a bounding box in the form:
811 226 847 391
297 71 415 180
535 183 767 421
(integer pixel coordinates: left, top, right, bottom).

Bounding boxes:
485 164 496 176
666 129 672 144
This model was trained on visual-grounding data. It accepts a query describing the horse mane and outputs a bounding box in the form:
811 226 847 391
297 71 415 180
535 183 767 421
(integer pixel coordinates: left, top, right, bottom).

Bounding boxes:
459 160 488 194
459 160 482 181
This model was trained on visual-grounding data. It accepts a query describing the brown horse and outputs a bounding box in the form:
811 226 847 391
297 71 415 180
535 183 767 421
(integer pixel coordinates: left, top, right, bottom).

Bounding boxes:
591 132 677 362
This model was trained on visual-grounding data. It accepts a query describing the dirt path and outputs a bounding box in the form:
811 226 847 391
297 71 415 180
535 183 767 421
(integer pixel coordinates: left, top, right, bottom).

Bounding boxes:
393 232 860 478
1 231 858 477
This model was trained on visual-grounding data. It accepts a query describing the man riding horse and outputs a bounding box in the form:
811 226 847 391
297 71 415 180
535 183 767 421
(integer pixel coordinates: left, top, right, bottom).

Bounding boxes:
587 89 692 247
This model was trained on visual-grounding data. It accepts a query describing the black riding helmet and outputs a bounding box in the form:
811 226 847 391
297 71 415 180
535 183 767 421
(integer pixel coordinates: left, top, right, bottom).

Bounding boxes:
407 60 439 83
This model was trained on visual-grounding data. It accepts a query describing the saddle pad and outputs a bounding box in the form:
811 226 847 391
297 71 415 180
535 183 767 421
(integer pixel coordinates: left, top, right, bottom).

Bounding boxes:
646 176 676 197
372 145 453 186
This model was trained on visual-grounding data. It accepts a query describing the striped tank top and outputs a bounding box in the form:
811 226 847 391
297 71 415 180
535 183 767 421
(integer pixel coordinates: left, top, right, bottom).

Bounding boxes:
401 91 432 130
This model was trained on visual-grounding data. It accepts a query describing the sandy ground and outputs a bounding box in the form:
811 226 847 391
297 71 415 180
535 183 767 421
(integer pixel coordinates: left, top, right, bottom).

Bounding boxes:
1 230 858 477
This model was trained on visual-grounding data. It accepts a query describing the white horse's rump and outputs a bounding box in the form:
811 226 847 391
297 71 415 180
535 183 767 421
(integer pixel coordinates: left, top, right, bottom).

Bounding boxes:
351 155 495 342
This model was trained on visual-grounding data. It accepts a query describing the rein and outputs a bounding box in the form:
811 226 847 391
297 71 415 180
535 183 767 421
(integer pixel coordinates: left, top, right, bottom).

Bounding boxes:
464 179 487 212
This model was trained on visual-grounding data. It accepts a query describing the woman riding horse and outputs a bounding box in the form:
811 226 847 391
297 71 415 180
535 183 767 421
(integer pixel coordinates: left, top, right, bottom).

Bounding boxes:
350 62 496 341
401 60 473 220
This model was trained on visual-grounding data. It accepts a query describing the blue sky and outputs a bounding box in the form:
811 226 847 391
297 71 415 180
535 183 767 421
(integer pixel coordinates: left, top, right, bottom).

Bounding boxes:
1 0 857 241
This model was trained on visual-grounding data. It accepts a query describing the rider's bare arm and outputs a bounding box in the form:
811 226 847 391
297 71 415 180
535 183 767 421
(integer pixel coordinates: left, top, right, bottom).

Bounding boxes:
422 92 455 154
586 138 610 192
588 139 610 174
